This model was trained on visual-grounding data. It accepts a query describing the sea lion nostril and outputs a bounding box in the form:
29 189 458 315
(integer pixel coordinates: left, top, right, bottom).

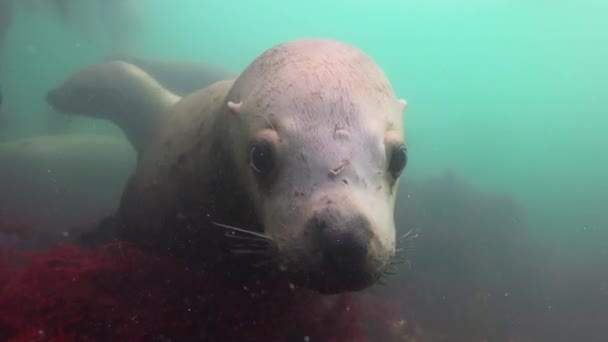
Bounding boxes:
312 209 372 273
321 230 368 272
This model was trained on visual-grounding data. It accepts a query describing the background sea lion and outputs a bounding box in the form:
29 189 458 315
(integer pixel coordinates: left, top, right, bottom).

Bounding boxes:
104 54 237 96
0 133 135 250
46 39 408 294
46 56 236 148
44 55 236 136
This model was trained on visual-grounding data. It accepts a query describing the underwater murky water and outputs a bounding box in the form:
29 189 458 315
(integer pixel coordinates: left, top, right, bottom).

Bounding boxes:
0 0 606 341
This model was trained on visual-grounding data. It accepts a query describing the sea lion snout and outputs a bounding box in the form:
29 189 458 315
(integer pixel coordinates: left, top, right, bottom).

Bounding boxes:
285 198 389 294
46 87 86 116
310 206 374 278
46 86 80 113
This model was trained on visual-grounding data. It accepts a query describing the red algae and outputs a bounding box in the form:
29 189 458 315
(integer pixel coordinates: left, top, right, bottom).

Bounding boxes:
0 216 33 237
0 250 14 291
0 242 406 341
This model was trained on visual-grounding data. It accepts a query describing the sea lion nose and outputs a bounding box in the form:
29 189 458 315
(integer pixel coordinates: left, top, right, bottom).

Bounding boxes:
312 208 373 274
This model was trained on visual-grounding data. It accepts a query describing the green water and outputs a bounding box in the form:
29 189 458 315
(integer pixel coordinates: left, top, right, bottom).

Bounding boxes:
0 0 606 339
4 0 606 242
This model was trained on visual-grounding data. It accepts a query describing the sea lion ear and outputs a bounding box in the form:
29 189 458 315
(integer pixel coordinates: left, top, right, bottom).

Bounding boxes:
398 99 408 112
227 101 243 114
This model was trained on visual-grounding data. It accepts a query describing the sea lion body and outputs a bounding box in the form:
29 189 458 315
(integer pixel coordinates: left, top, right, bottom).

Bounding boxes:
106 55 237 95
47 39 409 293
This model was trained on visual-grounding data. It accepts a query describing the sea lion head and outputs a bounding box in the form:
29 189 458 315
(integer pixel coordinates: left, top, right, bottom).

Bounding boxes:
223 39 408 293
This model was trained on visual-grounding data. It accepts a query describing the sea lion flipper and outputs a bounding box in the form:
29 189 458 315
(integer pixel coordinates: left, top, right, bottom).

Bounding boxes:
46 61 180 154
103 54 237 96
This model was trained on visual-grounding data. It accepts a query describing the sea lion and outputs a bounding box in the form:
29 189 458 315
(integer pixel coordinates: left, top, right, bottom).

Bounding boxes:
45 56 236 150
105 54 237 96
46 39 409 294
43 56 234 136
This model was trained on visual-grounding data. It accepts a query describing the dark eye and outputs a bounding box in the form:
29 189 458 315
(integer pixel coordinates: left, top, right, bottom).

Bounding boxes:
249 142 275 176
388 145 407 178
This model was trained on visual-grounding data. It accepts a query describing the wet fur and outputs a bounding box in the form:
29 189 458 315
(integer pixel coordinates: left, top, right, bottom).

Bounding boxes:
49 39 408 292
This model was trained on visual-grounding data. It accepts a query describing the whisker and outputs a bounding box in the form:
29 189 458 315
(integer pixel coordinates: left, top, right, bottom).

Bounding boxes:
402 260 413 270
226 236 270 244
399 229 419 241
390 264 401 271
391 253 414 265
211 222 273 241
230 249 272 256
223 233 268 243
396 246 416 253
383 228 418 278
383 270 397 276
389 261 405 268
230 243 270 250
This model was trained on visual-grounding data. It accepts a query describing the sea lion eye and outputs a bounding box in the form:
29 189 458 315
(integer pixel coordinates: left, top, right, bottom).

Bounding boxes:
249 142 275 176
388 144 407 178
